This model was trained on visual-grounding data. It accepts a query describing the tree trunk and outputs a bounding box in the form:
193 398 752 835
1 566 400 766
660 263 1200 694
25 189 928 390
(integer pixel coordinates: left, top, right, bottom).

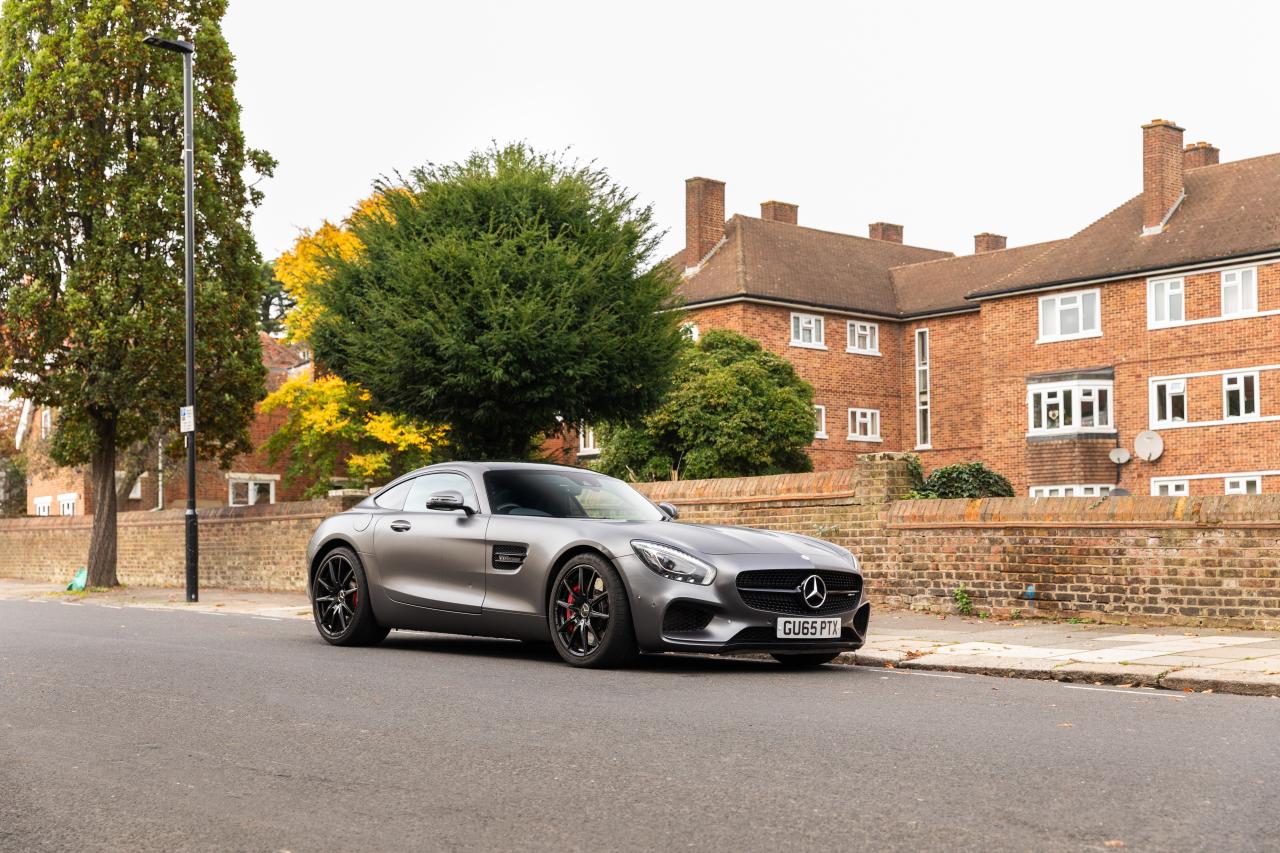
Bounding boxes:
86 416 119 588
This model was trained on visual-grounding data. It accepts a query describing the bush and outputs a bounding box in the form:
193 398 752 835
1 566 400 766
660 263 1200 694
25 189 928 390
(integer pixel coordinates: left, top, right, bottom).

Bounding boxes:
906 461 1014 499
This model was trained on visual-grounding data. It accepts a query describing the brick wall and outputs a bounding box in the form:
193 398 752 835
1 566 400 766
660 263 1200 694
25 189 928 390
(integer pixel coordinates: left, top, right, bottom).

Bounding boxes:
0 496 360 590
640 454 1280 629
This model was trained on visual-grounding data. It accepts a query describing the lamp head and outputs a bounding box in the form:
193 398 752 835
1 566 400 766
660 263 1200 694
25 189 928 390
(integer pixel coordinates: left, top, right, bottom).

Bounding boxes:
143 35 194 54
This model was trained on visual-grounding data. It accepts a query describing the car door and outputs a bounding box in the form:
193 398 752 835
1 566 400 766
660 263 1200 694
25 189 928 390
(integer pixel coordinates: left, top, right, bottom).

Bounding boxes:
373 471 488 614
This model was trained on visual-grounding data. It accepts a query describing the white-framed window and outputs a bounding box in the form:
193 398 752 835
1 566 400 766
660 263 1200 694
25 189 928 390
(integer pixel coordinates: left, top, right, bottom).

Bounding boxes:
1030 484 1113 498
33 496 52 517
40 408 51 438
1028 380 1114 434
914 329 931 448
1221 268 1258 317
1151 378 1187 426
57 493 76 516
1223 372 1259 420
1225 476 1261 495
1153 479 1189 497
228 474 277 507
813 405 827 440
1148 277 1185 327
578 423 600 458
846 321 880 355
680 322 700 342
790 312 826 349
847 408 882 442
1038 289 1101 343
117 470 145 501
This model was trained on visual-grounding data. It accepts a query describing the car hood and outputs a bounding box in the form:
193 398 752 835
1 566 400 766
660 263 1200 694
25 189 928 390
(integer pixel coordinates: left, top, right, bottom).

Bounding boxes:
624 521 848 560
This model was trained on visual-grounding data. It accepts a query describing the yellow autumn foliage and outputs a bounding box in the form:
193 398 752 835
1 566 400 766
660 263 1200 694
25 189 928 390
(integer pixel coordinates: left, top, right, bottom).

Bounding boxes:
260 365 447 495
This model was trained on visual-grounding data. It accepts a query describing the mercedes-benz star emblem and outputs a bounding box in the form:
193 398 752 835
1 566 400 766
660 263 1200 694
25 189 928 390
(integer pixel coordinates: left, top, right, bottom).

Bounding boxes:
800 574 827 610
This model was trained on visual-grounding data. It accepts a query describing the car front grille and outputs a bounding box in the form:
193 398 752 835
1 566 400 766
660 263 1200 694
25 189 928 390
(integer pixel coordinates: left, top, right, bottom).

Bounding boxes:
735 568 862 616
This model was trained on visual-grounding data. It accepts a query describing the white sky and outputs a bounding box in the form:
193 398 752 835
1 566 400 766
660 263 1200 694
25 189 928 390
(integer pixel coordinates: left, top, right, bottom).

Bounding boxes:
224 0 1280 263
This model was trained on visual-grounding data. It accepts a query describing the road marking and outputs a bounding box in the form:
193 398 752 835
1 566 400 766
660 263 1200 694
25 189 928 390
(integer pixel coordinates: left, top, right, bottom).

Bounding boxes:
1063 685 1180 698
251 616 281 622
100 605 123 609
884 668 964 679
58 601 83 606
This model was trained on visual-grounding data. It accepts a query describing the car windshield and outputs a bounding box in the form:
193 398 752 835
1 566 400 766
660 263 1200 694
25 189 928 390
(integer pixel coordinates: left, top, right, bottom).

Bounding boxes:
483 469 664 522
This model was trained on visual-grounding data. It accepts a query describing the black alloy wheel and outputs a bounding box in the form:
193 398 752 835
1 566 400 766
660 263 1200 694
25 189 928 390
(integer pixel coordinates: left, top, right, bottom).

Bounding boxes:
548 554 637 668
312 546 388 646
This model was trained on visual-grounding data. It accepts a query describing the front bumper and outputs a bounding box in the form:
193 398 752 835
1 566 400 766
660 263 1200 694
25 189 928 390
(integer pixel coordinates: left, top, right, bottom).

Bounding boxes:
616 553 871 655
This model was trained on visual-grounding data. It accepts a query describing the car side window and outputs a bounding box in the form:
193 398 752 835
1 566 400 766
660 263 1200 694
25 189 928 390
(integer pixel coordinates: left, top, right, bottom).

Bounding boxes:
372 478 415 510
404 473 480 512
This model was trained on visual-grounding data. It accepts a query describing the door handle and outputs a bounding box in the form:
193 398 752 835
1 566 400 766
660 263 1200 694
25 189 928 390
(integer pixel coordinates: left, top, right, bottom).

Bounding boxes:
389 520 411 532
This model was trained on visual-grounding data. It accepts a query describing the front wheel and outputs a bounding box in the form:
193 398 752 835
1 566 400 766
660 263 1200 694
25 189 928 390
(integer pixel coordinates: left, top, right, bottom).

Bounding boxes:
548 553 638 668
771 651 842 668
312 546 389 647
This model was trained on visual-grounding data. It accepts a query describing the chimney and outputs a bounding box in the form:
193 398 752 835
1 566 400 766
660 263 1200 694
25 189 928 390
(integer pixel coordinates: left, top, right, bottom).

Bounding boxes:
1183 141 1220 170
1142 119 1185 233
974 232 1007 253
685 177 726 268
868 222 903 243
760 200 798 224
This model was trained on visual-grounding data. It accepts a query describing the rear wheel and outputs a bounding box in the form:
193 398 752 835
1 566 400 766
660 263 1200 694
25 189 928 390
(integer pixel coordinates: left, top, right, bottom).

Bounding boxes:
548 553 638 668
771 651 842 668
312 546 388 647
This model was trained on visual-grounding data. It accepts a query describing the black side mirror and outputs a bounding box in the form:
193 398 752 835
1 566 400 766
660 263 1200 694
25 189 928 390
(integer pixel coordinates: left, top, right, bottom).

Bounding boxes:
427 490 474 515
658 501 679 520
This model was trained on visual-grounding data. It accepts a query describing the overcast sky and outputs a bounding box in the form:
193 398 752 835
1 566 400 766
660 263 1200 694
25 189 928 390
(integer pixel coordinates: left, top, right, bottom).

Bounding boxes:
224 0 1280 264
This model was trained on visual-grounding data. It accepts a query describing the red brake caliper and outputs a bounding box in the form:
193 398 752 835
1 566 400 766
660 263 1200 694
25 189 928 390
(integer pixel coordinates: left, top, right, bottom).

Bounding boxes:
565 585 579 624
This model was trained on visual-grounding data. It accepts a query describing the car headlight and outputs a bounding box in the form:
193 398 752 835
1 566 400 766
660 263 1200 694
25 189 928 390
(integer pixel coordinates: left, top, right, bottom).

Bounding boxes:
631 540 717 586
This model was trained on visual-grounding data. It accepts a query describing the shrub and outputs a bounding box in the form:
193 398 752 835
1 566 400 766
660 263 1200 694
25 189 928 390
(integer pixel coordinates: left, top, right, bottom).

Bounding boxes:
906 461 1014 499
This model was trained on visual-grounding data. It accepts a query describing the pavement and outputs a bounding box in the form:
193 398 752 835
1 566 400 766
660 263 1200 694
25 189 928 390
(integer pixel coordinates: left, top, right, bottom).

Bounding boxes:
3 597 1280 852
3 579 1280 697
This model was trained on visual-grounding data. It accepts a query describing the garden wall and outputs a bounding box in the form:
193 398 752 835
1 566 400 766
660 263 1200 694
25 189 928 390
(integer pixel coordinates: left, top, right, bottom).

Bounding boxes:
5 455 1280 627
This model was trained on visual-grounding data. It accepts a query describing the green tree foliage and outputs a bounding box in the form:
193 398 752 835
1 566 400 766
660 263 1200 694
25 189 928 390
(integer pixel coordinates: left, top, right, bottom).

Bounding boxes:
906 461 1014 499
311 144 683 460
593 330 816 481
0 3 274 584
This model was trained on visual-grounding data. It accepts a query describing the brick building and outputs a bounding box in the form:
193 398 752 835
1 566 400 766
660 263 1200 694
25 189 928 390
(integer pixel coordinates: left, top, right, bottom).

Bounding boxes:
661 118 1280 497
21 333 312 516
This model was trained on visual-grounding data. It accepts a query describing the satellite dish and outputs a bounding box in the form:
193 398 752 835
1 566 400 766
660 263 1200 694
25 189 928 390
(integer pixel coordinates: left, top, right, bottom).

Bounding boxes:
1109 447 1131 465
1134 430 1165 462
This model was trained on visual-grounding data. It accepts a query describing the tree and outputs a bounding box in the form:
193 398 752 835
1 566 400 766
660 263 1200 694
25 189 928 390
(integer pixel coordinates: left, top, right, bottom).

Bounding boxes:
311 144 683 460
257 262 293 336
273 199 373 344
593 330 816 481
0 3 274 586
906 461 1014 499
259 367 447 497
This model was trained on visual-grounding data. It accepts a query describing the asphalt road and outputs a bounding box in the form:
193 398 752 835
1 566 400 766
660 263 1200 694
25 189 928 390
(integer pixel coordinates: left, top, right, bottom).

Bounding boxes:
2 600 1278 853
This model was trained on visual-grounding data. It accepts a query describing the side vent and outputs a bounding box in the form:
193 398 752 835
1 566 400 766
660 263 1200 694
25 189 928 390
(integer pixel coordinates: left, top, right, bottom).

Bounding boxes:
491 544 527 571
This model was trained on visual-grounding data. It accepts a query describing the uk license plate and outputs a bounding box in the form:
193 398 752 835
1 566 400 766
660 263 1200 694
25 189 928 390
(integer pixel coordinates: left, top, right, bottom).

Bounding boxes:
776 617 841 639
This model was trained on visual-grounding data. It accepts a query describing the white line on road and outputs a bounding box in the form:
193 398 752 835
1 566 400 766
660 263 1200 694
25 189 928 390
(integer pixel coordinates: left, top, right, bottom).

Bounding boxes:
883 668 964 679
251 616 281 622
1063 685 1180 698
58 601 83 606
100 605 122 609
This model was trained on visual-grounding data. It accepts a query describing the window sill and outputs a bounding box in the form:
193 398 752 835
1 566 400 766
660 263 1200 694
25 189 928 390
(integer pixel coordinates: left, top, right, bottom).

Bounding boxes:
814 432 829 440
845 348 882 357
1152 415 1279 430
1147 308 1274 330
1025 429 1117 441
914 444 932 451
789 341 828 351
577 450 601 458
846 435 883 443
1035 331 1102 345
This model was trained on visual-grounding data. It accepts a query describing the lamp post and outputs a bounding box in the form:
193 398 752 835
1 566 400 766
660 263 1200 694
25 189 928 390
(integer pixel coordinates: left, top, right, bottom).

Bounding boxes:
144 35 199 603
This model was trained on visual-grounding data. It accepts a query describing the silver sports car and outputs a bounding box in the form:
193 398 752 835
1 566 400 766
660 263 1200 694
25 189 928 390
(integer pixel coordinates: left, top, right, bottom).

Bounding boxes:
305 462 870 668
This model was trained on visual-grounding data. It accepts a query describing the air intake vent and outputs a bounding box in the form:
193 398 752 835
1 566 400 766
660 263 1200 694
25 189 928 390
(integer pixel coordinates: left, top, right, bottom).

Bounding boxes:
491 544 527 571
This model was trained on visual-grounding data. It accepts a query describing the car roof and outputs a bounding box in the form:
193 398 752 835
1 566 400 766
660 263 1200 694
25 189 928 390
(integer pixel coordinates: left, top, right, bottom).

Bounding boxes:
402 460 597 478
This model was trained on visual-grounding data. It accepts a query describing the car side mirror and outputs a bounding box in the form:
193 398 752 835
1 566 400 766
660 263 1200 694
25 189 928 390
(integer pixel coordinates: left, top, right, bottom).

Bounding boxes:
427 490 474 515
658 501 679 520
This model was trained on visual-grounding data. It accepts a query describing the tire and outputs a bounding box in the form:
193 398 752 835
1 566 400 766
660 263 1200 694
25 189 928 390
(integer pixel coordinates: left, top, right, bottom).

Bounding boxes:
547 553 638 668
312 546 389 647
771 651 841 668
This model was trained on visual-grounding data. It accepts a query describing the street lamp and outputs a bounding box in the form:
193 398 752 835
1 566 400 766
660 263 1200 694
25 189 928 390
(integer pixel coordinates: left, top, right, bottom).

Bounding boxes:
144 34 199 603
